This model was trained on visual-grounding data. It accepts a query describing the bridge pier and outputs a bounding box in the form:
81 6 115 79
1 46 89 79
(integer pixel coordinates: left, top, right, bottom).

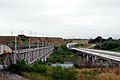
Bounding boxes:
13 52 16 64
44 56 47 62
41 58 44 62
86 55 89 61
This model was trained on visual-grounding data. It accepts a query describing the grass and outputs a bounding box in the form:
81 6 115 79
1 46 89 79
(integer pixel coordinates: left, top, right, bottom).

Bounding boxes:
70 39 96 48
76 67 120 80
0 77 6 80
22 72 50 80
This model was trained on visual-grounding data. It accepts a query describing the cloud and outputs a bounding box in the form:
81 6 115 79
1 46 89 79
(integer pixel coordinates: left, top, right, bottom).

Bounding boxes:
0 0 120 38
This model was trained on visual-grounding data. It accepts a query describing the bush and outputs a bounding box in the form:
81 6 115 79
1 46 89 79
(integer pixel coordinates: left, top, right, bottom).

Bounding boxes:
8 60 47 74
51 66 78 80
94 44 101 49
111 47 120 52
22 72 50 80
8 60 29 74
101 41 120 50
31 64 47 73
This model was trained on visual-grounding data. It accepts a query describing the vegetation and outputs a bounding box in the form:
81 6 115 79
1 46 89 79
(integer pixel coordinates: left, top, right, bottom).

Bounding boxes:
7 60 47 75
88 36 102 44
3 42 120 80
48 45 78 63
77 68 120 80
5 60 78 80
51 66 78 80
89 36 120 52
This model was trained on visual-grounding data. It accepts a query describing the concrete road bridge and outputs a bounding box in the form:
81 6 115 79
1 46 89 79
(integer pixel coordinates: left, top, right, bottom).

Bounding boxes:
67 43 120 67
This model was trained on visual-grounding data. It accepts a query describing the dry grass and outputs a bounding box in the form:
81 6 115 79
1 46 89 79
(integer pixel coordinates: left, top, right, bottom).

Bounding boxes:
97 73 120 80
0 77 6 80
71 39 95 48
76 67 120 80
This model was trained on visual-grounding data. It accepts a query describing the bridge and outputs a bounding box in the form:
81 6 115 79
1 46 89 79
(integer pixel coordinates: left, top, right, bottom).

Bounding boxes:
0 41 54 66
67 43 120 67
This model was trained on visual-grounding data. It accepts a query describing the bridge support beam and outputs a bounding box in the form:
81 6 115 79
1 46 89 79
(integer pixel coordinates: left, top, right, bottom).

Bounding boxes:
86 55 89 61
13 52 16 64
44 56 47 62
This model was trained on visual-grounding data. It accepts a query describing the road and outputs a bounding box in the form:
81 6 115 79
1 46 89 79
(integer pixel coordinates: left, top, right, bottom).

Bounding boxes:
72 48 120 62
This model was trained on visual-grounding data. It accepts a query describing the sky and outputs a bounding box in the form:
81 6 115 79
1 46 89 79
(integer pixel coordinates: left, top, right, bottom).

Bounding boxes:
0 0 120 39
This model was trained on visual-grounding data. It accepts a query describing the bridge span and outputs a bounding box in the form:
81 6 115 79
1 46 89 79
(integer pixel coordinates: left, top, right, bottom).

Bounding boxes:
0 44 54 65
71 48 120 67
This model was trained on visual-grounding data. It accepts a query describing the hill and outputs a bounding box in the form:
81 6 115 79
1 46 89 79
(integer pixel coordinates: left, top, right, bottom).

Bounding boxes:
0 36 65 46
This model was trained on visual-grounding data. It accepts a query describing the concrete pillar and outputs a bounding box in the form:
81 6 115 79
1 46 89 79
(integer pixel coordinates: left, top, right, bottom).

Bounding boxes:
92 57 95 64
13 52 16 64
83 53 85 57
94 56 97 61
118 63 120 67
86 55 89 61
41 58 44 62
25 52 27 63
100 60 103 66
108 60 112 67
44 56 47 62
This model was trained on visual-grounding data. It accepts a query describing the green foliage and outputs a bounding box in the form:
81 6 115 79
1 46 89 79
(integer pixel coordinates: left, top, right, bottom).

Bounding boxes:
48 50 78 63
51 66 78 80
88 36 102 44
95 41 120 50
60 45 68 51
18 35 29 42
94 44 101 49
7 60 47 74
94 38 120 52
30 64 47 73
8 60 28 74
22 72 50 80
101 41 120 50
48 45 78 63
111 47 120 52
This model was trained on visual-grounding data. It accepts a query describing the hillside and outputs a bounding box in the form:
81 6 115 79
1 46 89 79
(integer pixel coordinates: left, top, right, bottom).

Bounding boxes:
0 36 65 46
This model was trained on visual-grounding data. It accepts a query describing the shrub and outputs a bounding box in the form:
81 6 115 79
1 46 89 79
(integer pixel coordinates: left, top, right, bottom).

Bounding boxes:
101 41 120 50
8 60 47 74
31 64 47 73
8 60 28 74
22 72 50 80
51 66 78 80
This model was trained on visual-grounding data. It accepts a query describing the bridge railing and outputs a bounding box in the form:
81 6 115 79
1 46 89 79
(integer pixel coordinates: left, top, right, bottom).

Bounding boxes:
0 44 54 65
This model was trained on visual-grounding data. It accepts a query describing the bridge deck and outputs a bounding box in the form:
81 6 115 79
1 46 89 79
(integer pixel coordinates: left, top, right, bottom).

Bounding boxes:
72 48 120 62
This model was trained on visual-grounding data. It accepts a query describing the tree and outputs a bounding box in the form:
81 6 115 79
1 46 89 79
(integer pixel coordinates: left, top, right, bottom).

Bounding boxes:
88 39 95 44
88 36 102 44
94 36 102 43
60 45 68 51
101 41 120 50
107 37 113 41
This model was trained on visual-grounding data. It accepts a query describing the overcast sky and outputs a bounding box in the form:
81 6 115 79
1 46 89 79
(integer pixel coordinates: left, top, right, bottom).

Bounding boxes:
0 0 120 39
